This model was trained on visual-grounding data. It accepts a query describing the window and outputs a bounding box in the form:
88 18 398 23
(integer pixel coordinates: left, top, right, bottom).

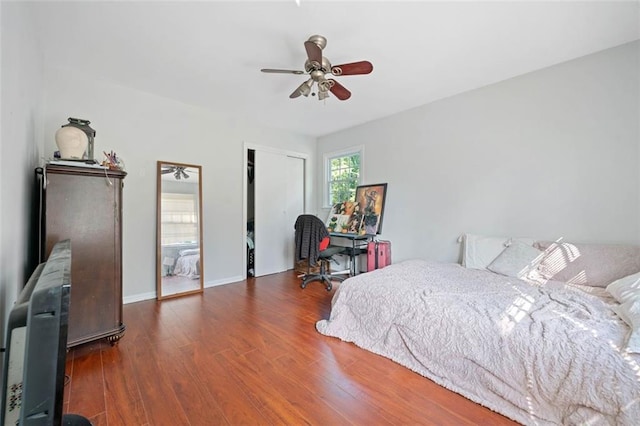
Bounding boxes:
161 192 199 245
324 147 363 207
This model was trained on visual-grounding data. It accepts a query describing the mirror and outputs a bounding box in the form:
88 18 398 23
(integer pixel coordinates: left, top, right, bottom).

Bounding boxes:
156 161 204 299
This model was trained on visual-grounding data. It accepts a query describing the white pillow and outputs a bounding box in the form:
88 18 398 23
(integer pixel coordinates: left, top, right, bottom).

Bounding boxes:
179 248 199 256
606 271 640 303
462 233 535 270
607 272 640 353
613 300 640 353
487 240 544 279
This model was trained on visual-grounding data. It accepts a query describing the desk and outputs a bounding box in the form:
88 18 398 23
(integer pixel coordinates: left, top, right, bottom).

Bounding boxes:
329 232 373 275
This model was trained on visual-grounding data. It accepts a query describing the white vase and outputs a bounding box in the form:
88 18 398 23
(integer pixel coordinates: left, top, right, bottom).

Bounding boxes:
55 126 88 159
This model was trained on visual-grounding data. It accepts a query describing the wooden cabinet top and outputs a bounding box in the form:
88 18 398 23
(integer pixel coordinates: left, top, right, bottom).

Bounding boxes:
45 163 127 179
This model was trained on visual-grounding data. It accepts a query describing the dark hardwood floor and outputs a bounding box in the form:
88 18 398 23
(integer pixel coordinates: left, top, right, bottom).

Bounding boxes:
64 271 518 425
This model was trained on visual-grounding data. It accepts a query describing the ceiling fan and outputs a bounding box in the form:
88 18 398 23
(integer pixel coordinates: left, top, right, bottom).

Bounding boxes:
261 35 373 101
161 165 189 180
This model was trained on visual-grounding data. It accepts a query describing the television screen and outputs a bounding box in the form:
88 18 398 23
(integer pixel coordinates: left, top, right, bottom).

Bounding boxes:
0 240 88 425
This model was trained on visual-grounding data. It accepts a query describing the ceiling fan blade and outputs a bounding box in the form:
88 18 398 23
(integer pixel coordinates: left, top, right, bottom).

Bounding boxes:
289 81 305 99
304 40 322 66
328 79 351 101
261 68 305 75
161 169 173 174
331 61 373 76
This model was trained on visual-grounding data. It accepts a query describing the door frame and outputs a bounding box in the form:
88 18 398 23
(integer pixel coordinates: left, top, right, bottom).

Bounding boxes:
242 142 309 279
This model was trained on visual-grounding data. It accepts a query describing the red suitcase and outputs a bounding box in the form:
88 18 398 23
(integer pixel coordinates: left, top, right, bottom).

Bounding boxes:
367 240 391 271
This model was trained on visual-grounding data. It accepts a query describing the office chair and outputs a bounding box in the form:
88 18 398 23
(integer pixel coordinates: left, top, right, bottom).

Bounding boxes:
294 214 347 291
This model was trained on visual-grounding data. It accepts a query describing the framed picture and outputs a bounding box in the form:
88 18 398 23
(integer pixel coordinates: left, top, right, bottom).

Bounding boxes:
355 183 388 234
325 201 355 233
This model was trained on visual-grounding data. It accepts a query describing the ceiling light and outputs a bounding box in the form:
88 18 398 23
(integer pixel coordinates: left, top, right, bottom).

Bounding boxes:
318 89 329 101
290 78 314 99
300 79 314 97
317 77 330 100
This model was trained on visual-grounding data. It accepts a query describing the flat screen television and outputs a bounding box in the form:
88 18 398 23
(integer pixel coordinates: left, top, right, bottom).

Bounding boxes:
1 240 90 425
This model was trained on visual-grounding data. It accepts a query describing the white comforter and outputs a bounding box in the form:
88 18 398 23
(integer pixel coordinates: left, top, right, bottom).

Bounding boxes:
316 260 640 425
173 254 200 279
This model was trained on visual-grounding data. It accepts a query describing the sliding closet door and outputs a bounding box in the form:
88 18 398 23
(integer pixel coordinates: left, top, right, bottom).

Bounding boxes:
254 150 304 277
285 156 304 265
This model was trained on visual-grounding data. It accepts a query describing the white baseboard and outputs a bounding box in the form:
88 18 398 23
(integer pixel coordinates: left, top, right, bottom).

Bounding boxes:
124 292 156 304
123 275 246 304
204 275 244 288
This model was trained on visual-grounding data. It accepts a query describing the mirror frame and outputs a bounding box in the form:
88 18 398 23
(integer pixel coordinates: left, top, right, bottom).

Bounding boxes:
156 161 204 300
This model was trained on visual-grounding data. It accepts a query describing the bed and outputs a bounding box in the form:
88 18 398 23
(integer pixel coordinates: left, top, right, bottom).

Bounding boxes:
173 248 200 279
316 237 640 425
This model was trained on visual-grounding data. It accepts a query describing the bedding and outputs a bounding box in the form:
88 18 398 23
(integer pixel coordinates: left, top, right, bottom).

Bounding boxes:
534 241 640 288
316 259 640 425
461 233 535 270
487 240 544 278
607 272 640 353
607 271 640 303
173 249 200 279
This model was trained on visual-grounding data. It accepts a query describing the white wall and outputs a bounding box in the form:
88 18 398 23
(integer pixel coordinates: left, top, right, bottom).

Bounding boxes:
42 68 316 302
318 41 640 264
0 2 44 342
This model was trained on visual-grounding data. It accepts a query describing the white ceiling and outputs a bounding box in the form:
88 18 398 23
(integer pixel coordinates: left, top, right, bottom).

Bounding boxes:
31 1 639 138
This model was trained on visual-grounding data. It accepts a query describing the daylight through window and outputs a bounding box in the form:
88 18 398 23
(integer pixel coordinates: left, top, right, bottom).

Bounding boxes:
161 192 199 245
328 152 361 205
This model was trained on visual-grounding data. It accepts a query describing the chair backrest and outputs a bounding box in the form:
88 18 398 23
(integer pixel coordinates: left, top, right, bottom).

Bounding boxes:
294 214 330 265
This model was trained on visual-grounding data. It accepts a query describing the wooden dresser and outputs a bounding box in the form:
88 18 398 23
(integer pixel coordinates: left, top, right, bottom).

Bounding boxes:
38 163 127 347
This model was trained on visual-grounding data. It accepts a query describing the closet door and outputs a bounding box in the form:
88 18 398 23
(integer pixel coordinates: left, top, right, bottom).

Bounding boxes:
285 156 304 265
254 150 304 277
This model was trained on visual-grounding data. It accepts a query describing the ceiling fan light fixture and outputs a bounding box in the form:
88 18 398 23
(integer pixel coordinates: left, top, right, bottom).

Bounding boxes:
290 78 313 98
300 79 314 97
170 167 190 180
318 89 329 101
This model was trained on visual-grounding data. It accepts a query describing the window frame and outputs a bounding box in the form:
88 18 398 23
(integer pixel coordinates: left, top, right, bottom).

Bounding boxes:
322 145 364 208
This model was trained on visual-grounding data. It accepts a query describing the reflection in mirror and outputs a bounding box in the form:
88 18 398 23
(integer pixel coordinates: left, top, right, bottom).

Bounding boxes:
157 161 204 299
